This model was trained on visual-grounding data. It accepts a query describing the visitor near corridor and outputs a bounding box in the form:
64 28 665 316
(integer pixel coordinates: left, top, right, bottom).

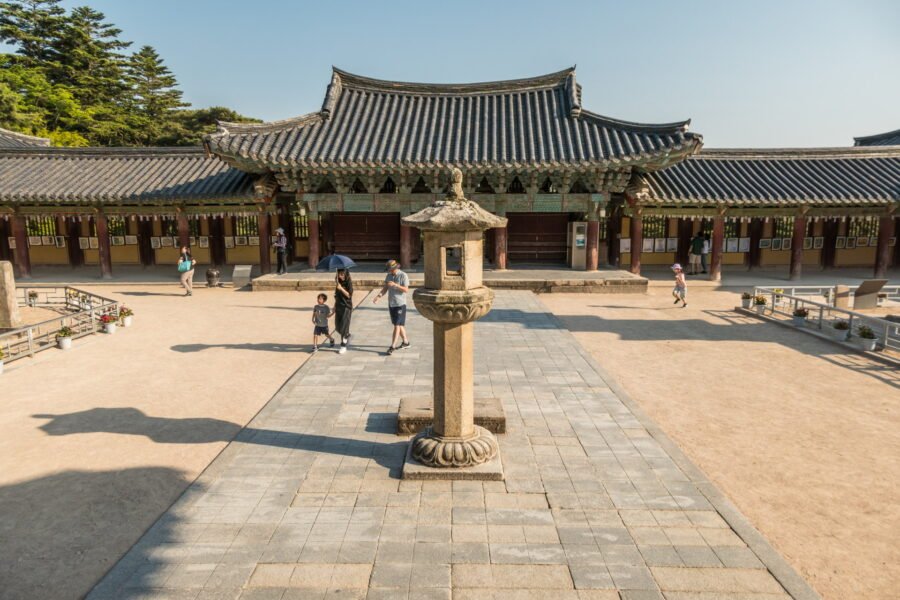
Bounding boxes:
689 233 705 275
273 227 288 275
373 259 410 355
177 246 195 296
333 268 353 354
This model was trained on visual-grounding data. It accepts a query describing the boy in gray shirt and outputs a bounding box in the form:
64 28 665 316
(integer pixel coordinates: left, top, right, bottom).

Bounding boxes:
311 293 335 353
373 259 410 355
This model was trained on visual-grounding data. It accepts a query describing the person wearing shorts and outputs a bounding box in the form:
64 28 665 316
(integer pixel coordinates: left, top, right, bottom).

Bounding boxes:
671 263 687 307
311 293 335 352
373 259 410 355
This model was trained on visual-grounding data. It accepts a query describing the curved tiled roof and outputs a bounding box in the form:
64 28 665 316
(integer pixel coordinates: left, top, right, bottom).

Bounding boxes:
643 147 900 206
854 128 900 147
0 127 51 148
205 67 702 172
0 147 254 203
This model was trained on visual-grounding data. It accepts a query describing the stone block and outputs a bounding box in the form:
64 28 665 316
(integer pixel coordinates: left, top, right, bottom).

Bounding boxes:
232 265 253 289
398 396 506 434
402 441 504 481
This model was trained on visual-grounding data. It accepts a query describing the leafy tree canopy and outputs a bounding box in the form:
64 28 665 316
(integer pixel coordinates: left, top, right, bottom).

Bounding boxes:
0 0 258 146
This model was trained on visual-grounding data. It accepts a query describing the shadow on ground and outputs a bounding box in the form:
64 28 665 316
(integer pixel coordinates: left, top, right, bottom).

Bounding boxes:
171 342 309 353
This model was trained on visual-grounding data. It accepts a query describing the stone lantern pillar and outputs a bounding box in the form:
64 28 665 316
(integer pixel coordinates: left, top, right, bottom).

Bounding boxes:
401 168 507 479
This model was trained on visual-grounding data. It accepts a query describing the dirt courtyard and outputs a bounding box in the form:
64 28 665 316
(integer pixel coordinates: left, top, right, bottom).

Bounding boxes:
0 284 331 600
542 288 899 600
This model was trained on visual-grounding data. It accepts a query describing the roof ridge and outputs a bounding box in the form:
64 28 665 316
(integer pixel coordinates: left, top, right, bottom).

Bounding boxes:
330 66 577 96
213 112 323 135
0 146 211 157
853 127 900 145
579 110 693 134
696 146 900 158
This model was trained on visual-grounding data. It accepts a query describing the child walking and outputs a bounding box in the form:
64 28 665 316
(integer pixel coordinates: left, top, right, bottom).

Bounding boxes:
311 293 336 352
671 263 687 307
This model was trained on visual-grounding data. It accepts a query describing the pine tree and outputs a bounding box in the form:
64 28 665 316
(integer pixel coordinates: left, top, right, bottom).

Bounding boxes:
0 0 66 66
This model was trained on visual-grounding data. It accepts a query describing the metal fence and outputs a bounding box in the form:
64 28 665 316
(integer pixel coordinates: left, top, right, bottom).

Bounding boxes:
753 286 900 353
759 284 900 303
1 287 119 363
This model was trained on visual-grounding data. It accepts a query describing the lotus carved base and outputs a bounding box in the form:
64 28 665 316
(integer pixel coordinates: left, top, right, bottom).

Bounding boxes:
412 287 494 324
410 425 499 468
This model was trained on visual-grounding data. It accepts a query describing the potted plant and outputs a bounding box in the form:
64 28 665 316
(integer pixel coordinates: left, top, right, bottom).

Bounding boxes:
79 293 91 310
27 290 38 307
56 325 74 350
855 325 878 352
741 292 753 309
119 306 134 327
830 319 850 341
753 295 767 314
792 307 809 327
100 314 117 334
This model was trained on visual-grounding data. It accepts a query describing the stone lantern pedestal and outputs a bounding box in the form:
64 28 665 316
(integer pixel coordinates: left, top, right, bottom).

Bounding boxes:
401 169 507 480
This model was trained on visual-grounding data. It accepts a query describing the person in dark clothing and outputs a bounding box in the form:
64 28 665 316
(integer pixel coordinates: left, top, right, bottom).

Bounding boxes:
273 227 288 275
333 268 353 354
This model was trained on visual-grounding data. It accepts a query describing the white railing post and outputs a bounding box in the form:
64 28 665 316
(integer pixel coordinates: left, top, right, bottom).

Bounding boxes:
27 327 34 357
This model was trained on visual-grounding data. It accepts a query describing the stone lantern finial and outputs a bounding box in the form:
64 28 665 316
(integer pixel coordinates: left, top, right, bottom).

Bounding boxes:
448 167 465 201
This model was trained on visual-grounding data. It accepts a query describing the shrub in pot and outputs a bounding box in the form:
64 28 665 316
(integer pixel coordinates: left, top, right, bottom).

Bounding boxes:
831 319 850 341
855 325 878 352
792 307 809 327
753 295 767 314
100 314 117 334
56 325 74 350
119 305 134 327
741 292 753 309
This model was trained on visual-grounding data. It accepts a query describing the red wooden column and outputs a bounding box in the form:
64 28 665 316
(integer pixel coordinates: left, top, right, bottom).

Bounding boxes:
874 215 896 278
586 220 600 271
493 224 508 270
821 219 838 268
400 224 414 269
789 216 806 281
257 210 272 275
307 214 320 269
95 213 113 279
629 209 642 275
709 216 724 281
177 211 191 250
10 215 31 279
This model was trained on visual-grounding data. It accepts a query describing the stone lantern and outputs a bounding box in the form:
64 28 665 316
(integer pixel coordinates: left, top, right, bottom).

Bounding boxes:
401 168 507 479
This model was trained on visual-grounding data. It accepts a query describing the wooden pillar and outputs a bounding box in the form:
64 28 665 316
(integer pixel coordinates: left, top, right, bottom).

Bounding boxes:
257 211 272 275
11 215 31 278
177 211 190 250
0 219 11 262
400 224 414 269
307 214 320 269
586 220 600 271
629 209 642 275
95 213 113 279
210 216 226 267
789 216 806 281
893 217 900 270
822 219 838 268
748 218 763 269
493 225 508 270
676 218 692 266
709 216 724 281
874 215 895 278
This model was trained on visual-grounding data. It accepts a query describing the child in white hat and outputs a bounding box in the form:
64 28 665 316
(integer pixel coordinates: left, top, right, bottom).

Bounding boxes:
671 263 687 307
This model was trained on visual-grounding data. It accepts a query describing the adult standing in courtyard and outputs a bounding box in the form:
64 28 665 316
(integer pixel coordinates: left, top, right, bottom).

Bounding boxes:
701 233 710 274
689 233 704 275
273 227 288 275
373 259 410 355
177 245 196 296
333 268 353 354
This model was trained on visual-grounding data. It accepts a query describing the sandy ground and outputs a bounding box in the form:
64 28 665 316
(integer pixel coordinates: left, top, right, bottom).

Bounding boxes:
541 289 899 600
0 284 333 600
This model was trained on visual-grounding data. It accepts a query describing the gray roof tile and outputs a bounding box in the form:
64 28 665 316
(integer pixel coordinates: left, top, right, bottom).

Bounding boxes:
0 147 254 203
205 68 702 170
854 128 900 147
0 127 51 148
643 147 900 206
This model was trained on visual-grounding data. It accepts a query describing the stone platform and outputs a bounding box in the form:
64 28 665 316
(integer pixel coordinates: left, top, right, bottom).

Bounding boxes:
88 291 816 600
397 396 506 434
252 266 648 294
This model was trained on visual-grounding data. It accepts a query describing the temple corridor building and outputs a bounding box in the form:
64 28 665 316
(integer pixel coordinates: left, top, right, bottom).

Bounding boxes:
0 69 897 280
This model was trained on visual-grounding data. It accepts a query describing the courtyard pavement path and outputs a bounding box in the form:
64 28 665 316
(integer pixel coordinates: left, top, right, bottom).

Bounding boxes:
88 291 814 600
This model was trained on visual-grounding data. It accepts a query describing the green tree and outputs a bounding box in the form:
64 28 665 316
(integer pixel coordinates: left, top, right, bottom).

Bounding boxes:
126 45 188 144
164 106 260 146
0 0 66 67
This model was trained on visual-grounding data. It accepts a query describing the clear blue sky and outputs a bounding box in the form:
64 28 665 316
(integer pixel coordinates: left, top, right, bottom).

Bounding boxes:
50 0 900 147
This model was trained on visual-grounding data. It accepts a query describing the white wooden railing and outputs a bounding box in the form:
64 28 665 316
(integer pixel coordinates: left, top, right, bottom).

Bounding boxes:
1 287 119 363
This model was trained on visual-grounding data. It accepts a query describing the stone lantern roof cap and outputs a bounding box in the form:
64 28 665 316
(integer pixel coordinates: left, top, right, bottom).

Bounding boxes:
402 168 508 232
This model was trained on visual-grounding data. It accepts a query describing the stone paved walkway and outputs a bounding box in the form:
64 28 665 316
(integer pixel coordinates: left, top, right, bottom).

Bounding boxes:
88 291 812 600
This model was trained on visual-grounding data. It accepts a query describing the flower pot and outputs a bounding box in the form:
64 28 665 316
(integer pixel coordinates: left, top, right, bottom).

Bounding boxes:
206 268 221 288
741 298 752 309
829 328 849 342
122 316 133 327
792 316 806 327
57 336 72 350
855 337 877 352
103 323 117 335
28 299 36 307
754 304 766 314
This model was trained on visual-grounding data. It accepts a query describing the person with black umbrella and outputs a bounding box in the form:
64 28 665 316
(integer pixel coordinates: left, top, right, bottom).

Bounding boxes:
333 268 353 354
